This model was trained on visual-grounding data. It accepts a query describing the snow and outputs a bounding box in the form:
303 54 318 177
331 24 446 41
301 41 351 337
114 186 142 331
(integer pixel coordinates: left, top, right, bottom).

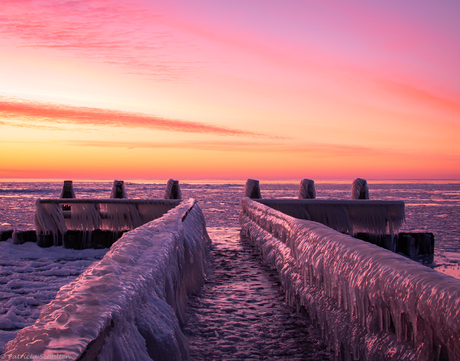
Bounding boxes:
0 240 107 352
3 198 210 360
240 197 460 360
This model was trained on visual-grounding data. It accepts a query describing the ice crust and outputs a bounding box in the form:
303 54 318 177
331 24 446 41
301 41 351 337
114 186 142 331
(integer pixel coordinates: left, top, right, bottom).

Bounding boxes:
257 199 405 236
34 199 181 245
240 197 460 361
4 198 210 360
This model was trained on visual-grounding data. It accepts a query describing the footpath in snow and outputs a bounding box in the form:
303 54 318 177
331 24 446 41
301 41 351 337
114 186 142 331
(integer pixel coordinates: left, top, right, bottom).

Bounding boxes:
183 227 331 360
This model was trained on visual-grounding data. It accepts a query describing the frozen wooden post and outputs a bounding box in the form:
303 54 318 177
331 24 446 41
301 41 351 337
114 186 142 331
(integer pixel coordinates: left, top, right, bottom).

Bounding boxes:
164 179 181 199
60 180 76 212
244 179 261 198
60 180 76 199
299 179 316 199
352 178 369 199
111 180 127 199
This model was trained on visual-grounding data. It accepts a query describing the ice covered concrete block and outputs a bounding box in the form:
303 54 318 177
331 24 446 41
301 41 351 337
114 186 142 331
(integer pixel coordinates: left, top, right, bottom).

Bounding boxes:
164 179 182 199
396 232 434 256
91 230 123 249
12 230 37 245
244 179 261 198
110 180 127 199
299 179 316 199
352 178 369 199
37 232 57 247
0 229 13 241
63 230 87 249
355 233 397 252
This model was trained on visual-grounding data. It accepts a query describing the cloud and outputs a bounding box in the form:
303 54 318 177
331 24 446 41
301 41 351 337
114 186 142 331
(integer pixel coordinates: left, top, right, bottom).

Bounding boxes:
379 80 460 116
30 138 377 156
0 0 195 80
0 97 277 138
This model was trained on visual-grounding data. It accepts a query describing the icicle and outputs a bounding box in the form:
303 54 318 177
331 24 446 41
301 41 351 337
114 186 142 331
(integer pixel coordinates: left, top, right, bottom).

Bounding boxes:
5 199 209 360
256 199 405 236
34 199 67 245
68 203 102 231
35 199 181 236
240 197 460 360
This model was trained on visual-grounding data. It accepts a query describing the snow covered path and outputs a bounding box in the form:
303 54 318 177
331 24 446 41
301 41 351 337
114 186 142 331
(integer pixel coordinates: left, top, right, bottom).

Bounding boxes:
183 228 330 360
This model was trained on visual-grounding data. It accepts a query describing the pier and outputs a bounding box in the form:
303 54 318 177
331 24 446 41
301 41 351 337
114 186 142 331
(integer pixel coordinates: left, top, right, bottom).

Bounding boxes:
2 179 459 360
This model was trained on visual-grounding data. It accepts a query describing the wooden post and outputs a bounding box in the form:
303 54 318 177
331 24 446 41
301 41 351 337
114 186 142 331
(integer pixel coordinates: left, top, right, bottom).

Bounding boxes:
164 179 182 199
111 180 127 198
352 178 369 199
299 179 316 199
244 179 261 198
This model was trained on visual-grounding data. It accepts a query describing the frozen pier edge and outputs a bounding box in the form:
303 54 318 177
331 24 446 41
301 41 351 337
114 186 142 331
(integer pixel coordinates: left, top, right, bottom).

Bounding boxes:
240 197 460 360
3 198 210 360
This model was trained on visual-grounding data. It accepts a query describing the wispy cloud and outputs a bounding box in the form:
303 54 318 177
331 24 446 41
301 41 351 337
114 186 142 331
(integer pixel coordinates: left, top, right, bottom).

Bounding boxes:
379 80 460 116
0 0 197 80
0 97 277 138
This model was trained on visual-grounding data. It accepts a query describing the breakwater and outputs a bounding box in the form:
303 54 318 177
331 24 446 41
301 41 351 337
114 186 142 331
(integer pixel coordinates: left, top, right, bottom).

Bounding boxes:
3 199 210 360
240 197 460 360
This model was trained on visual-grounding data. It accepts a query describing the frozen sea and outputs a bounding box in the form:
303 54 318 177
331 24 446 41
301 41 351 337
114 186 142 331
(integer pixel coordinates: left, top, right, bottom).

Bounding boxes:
1 180 460 356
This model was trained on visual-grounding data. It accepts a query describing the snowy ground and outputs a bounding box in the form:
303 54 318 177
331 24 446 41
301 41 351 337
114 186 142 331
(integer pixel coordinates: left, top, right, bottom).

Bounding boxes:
0 239 108 352
183 227 330 360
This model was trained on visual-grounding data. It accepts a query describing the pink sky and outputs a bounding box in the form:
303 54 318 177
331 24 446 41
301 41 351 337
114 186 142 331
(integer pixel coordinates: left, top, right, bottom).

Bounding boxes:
1 0 459 180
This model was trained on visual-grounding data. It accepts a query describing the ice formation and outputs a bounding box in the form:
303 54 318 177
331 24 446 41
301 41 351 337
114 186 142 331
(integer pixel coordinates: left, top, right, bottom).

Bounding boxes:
244 179 261 199
352 178 369 199
34 199 181 245
164 179 182 200
110 180 127 199
257 199 405 236
4 198 210 360
299 179 316 199
60 180 76 199
240 197 460 361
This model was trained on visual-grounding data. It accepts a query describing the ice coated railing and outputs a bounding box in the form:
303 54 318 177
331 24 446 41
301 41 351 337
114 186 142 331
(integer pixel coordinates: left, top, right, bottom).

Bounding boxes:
240 197 460 361
34 199 181 242
4 198 210 360
256 199 405 236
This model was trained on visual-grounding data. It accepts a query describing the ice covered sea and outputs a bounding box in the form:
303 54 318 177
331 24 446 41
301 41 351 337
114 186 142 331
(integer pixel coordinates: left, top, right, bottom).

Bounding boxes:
1 180 460 356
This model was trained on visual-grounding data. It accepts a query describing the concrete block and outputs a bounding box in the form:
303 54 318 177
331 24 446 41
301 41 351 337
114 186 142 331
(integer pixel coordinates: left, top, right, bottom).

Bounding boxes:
12 230 37 245
0 230 14 241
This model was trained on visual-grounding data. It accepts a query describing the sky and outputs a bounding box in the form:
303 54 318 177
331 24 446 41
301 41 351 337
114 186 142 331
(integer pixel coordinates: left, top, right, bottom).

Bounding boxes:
1 0 460 181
